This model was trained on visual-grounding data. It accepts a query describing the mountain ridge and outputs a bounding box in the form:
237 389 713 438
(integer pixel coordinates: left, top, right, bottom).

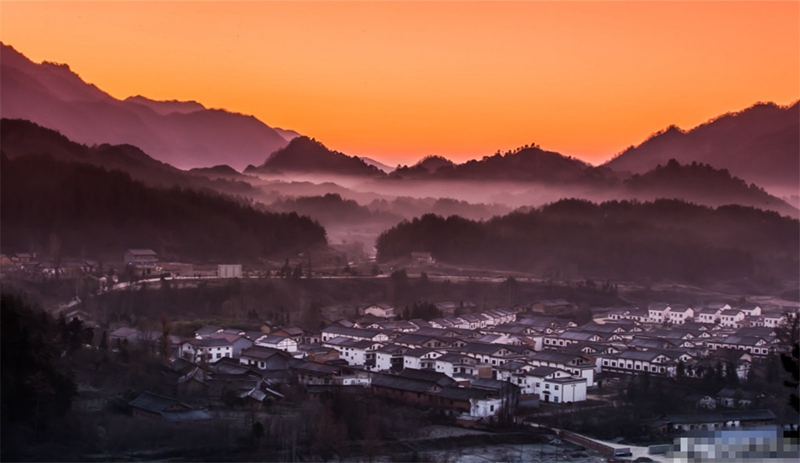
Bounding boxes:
246 136 387 178
604 101 799 189
0 43 291 170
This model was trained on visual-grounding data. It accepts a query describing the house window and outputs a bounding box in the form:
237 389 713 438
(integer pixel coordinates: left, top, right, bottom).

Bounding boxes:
545 384 550 389
490 405 495 412
554 385 560 390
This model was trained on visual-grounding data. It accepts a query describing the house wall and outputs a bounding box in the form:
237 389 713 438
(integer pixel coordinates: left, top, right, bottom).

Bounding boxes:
470 397 503 417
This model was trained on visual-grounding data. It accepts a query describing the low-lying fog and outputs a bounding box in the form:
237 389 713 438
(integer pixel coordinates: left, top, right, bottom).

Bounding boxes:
242 171 799 254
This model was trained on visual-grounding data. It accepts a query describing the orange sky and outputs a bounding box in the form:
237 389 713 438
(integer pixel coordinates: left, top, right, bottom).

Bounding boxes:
2 1 798 166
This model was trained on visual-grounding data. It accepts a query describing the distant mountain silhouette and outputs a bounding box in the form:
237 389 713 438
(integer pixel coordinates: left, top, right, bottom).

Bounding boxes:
359 156 395 173
605 101 799 188
124 95 206 115
0 118 256 196
0 43 290 170
622 159 797 217
390 155 455 178
246 136 386 177
389 146 598 184
273 127 302 141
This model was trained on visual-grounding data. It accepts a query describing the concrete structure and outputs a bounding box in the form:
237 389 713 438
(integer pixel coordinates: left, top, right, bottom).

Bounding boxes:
218 264 242 278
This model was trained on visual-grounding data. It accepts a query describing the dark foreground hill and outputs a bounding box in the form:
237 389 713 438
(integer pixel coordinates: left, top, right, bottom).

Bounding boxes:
0 154 327 262
376 199 799 284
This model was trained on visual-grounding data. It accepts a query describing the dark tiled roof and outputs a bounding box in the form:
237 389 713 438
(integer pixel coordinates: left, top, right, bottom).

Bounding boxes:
371 374 436 393
129 391 190 414
434 386 490 401
398 368 456 387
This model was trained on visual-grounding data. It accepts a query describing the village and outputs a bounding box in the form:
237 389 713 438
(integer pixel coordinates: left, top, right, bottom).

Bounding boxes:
3 247 798 461
106 290 796 432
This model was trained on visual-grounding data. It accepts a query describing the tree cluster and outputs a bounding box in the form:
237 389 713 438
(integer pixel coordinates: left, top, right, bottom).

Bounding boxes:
1 154 327 262
376 198 799 284
1 294 78 453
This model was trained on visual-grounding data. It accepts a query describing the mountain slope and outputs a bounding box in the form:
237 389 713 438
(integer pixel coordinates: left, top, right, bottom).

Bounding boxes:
623 159 796 216
0 153 327 262
359 156 395 173
0 43 290 170
605 102 800 188
0 118 257 197
246 136 386 178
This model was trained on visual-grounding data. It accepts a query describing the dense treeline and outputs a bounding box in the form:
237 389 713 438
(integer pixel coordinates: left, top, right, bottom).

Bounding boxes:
376 198 799 283
1 294 78 458
624 159 797 215
1 154 327 262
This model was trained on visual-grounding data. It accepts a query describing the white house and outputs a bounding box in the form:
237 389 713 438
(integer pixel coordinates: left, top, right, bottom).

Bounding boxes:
324 337 382 366
528 351 596 387
598 349 691 377
763 310 794 328
648 303 671 323
470 397 503 418
403 348 444 370
719 310 746 328
321 326 388 342
697 308 722 324
707 335 773 356
124 249 158 266
255 334 298 353
363 303 395 319
513 366 587 403
737 303 762 317
668 305 694 325
374 344 407 371
180 338 233 363
434 353 479 378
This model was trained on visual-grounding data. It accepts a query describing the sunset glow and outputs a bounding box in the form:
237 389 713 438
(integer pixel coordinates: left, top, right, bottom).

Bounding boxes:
2 1 797 166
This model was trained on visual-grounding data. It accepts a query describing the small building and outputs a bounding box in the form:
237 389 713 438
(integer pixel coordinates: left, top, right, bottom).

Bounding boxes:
411 251 434 264
124 249 158 265
531 299 576 316
218 264 242 278
363 303 395 319
255 334 298 353
180 338 233 363
128 391 212 421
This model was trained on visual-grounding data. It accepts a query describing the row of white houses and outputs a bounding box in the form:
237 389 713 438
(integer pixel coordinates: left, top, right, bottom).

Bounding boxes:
610 302 786 328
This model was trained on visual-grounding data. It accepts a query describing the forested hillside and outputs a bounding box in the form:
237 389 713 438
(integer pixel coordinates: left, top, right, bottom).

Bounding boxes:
376 199 799 284
1 155 327 262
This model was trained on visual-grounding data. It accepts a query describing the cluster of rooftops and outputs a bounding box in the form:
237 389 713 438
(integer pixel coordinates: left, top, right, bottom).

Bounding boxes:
129 299 794 419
